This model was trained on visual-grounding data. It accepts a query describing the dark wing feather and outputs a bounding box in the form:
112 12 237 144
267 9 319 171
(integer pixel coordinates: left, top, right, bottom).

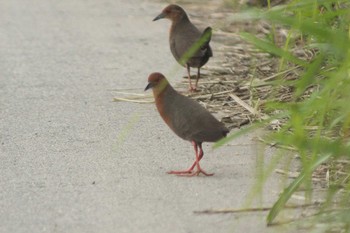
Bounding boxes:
163 88 228 142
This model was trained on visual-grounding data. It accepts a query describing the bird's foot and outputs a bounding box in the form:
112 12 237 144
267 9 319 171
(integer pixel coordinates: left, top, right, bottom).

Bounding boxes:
167 169 193 175
167 169 214 177
192 168 214 176
188 86 200 92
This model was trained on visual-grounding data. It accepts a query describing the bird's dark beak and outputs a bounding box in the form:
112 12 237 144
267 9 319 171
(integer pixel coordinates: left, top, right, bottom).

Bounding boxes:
153 12 165 21
144 82 154 91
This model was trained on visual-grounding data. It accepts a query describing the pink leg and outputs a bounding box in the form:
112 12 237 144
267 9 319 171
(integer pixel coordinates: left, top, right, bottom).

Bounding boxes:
186 65 196 92
189 143 213 176
194 67 200 90
167 142 199 175
167 142 213 177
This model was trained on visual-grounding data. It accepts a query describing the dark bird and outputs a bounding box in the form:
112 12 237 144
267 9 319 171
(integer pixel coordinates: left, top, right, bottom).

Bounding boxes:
153 4 213 91
145 72 229 176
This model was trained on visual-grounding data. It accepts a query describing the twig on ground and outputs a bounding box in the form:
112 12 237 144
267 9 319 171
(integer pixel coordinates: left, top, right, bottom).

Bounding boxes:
257 137 297 151
194 203 321 215
229 93 257 115
113 97 154 103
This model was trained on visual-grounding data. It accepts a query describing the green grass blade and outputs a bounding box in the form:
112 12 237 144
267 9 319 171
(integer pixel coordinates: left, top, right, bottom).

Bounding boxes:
294 53 325 97
267 152 332 224
213 122 263 149
240 32 308 67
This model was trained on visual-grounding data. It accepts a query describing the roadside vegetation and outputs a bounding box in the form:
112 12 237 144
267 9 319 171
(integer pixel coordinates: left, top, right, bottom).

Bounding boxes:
219 0 350 230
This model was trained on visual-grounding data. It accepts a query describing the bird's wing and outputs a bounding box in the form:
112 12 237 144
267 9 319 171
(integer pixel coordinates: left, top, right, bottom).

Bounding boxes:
169 94 227 142
199 27 212 49
170 39 182 62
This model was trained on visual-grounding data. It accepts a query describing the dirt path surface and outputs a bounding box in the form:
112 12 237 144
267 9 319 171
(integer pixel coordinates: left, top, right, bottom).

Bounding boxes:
1 0 302 232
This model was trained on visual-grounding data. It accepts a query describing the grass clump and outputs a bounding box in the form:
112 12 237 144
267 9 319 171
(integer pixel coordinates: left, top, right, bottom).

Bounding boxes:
224 0 350 229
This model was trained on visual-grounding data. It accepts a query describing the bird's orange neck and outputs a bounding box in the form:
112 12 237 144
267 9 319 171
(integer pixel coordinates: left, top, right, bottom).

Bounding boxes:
153 81 175 130
152 79 169 99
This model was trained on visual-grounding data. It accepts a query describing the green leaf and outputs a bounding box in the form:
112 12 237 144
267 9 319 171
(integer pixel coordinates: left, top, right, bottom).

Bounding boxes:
240 33 308 67
267 153 332 224
213 122 263 149
295 53 325 97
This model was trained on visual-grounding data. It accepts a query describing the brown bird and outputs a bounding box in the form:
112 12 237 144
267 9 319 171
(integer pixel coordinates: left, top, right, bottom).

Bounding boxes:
153 4 213 91
145 72 229 176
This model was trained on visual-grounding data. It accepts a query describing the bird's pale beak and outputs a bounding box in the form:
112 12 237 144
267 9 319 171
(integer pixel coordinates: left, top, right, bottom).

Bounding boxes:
144 82 154 91
153 12 166 21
